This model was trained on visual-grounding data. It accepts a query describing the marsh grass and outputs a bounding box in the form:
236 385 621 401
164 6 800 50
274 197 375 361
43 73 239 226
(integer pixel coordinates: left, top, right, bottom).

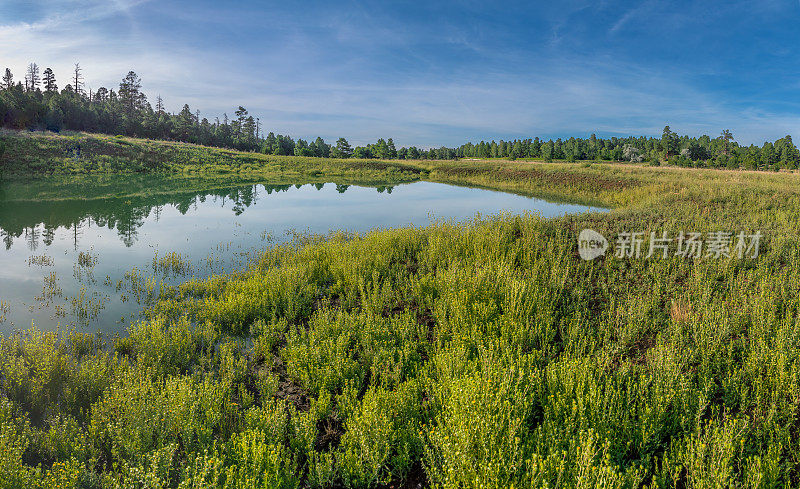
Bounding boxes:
152 250 193 277
52 304 66 319
0 301 9 323
27 254 54 267
76 250 98 268
70 250 100 285
122 267 162 305
34 271 62 306
69 287 109 324
3 153 800 487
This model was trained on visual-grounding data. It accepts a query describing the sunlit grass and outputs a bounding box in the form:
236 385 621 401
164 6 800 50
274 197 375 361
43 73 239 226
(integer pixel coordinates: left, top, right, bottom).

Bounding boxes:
3 148 800 487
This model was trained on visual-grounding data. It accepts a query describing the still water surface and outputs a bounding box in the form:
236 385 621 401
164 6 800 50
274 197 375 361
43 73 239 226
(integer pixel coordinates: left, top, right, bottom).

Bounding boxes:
0 176 607 334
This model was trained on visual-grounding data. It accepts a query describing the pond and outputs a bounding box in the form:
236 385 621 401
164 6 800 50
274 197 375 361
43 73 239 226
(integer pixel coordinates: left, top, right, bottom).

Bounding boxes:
0 176 608 335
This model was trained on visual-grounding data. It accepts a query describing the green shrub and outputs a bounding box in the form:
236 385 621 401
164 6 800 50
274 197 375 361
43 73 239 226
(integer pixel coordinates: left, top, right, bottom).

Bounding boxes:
338 382 425 487
222 429 300 489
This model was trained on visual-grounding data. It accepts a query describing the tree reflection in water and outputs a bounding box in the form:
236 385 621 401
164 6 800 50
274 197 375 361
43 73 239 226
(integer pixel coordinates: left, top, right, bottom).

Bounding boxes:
0 176 395 250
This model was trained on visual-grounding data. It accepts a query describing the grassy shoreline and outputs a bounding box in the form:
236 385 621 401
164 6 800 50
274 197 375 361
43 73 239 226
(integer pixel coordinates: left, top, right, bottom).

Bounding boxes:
2 130 800 487
0 130 426 182
0 129 663 209
1 128 784 209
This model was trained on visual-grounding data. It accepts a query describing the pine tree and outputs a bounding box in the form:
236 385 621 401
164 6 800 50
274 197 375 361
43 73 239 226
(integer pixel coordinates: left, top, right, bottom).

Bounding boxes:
661 125 677 159
243 116 256 143
234 106 248 139
295 138 310 156
263 132 277 154
95 87 109 102
720 129 733 157
119 71 147 113
334 138 353 158
2 68 13 90
313 137 329 158
177 104 194 140
512 140 523 158
374 138 389 159
42 68 57 92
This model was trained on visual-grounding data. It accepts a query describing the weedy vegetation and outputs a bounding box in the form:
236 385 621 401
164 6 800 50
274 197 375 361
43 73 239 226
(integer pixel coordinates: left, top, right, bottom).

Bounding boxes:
27 255 54 267
68 287 110 324
2 135 800 487
152 250 194 277
34 271 62 306
77 251 98 268
0 301 9 323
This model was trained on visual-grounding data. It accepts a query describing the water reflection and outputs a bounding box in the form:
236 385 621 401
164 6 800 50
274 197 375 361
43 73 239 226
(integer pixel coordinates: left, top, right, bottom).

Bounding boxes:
0 175 607 333
0 178 396 250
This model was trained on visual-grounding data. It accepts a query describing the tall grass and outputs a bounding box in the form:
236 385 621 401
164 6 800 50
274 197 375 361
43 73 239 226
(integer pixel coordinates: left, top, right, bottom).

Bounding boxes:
2 153 800 487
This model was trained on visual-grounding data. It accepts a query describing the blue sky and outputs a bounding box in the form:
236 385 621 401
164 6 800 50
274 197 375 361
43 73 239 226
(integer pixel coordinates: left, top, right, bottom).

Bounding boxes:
2 0 800 147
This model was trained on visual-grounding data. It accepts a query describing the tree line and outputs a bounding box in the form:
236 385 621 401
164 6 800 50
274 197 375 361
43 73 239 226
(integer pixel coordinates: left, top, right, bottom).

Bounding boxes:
0 65 440 160
457 126 800 170
2 64 799 170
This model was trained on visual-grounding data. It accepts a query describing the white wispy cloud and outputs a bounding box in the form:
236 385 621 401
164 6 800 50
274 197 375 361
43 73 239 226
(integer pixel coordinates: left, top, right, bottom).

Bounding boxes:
1 0 799 147
609 1 657 34
199 58 800 147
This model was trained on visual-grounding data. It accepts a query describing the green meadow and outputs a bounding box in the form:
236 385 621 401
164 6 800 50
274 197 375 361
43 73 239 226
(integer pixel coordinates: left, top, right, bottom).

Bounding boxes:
2 131 800 488
0 130 425 183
